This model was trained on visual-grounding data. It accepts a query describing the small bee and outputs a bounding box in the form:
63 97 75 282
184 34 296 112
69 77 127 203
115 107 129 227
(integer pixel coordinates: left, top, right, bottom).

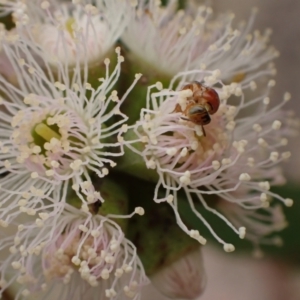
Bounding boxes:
174 81 220 137
89 200 102 215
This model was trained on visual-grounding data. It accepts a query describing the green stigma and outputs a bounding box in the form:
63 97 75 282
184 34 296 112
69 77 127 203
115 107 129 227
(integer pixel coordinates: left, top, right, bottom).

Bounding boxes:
34 123 61 142
65 18 76 38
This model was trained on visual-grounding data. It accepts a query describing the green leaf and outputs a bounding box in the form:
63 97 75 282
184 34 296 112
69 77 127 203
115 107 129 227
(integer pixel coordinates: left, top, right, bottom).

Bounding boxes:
119 44 173 125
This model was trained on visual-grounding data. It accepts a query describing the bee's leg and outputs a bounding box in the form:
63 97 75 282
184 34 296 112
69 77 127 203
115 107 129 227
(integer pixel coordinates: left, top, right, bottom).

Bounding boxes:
202 125 206 137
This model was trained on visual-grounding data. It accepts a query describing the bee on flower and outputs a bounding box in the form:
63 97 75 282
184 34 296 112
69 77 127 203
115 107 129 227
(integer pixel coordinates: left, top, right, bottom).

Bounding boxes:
120 67 298 252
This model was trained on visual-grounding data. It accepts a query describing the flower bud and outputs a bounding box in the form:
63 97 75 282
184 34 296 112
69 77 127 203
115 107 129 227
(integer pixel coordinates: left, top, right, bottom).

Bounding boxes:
151 248 205 300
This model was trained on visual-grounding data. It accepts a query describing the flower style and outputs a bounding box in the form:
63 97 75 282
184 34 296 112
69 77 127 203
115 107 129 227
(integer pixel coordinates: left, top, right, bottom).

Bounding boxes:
0 204 148 299
122 0 278 83
10 0 132 67
122 68 298 252
0 25 141 228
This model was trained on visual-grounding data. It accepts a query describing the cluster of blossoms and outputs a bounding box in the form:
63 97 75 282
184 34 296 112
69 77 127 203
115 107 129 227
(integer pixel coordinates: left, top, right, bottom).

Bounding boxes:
0 1 149 298
0 0 297 299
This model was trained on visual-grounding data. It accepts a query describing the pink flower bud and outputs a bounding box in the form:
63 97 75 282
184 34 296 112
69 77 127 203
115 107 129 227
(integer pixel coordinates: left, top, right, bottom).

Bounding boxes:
151 248 205 300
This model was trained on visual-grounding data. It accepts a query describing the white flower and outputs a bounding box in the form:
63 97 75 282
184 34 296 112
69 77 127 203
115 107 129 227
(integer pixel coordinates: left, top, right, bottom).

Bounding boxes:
0 26 141 227
123 69 298 251
11 0 132 67
0 204 149 300
122 1 278 83
151 248 205 300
